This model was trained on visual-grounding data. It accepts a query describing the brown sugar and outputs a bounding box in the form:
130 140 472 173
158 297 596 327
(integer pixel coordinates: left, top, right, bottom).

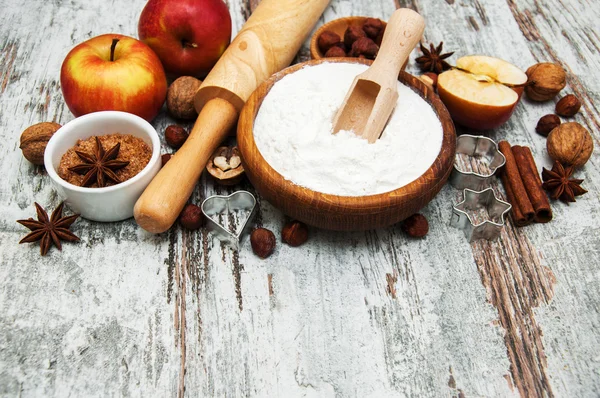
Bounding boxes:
58 133 152 188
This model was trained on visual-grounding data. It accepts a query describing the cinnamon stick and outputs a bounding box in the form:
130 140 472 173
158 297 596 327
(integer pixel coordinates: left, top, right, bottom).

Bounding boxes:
512 146 552 223
498 141 535 226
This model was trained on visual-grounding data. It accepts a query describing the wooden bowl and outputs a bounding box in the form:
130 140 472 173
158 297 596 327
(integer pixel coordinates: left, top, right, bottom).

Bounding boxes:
310 16 386 59
237 58 456 231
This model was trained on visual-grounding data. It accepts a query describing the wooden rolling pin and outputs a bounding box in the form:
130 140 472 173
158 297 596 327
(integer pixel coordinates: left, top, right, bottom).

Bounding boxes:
134 0 331 233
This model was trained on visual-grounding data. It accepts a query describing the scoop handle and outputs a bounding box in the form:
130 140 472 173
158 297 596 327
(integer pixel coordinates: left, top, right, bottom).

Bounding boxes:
370 9 425 81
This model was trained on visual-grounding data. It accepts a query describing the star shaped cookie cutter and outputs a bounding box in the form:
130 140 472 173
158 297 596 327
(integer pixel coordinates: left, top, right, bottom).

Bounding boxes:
450 135 506 191
450 188 512 242
201 190 257 250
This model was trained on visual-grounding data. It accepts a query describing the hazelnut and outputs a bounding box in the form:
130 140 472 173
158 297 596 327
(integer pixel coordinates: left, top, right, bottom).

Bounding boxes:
161 153 172 167
547 122 593 168
179 203 204 230
525 63 566 101
350 37 379 59
324 46 346 58
206 146 244 185
281 220 308 247
535 114 561 137
167 76 202 120
317 30 342 54
344 25 366 48
362 18 384 39
19 122 61 165
555 94 581 117
374 27 385 46
401 214 429 238
420 72 438 90
165 125 189 148
250 228 276 259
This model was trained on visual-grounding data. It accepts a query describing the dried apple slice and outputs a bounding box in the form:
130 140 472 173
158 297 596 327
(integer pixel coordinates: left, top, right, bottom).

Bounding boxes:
437 55 527 130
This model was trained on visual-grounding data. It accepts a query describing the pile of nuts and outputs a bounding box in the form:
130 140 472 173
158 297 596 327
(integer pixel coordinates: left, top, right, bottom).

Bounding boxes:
317 18 385 59
527 62 593 170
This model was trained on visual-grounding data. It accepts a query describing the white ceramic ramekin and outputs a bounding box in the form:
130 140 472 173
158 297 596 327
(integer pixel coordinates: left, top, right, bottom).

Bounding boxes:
44 111 161 222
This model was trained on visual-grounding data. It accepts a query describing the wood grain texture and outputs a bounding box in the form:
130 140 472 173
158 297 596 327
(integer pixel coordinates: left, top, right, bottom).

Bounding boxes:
1 0 600 397
238 58 456 230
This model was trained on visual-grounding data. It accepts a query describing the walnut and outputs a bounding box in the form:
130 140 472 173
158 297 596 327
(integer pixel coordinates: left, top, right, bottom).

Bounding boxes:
281 220 308 246
362 18 384 40
317 30 342 54
344 25 366 48
401 214 429 238
250 228 276 258
555 94 581 117
165 125 189 148
535 114 561 137
179 203 204 230
206 146 244 185
324 46 346 58
19 122 61 165
525 63 566 102
350 37 379 59
167 76 202 120
547 122 593 168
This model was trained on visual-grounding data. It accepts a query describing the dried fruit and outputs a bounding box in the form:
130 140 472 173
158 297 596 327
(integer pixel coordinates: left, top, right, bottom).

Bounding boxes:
546 122 593 168
324 46 346 58
281 220 308 247
555 94 581 117
179 203 204 230
19 122 61 165
344 25 366 48
161 153 172 167
350 37 379 59
415 42 454 73
317 30 342 54
362 18 384 39
250 228 276 258
206 146 244 185
401 213 429 238
167 76 202 120
525 63 566 101
165 125 189 148
68 136 130 188
17 202 80 256
535 114 561 137
542 161 587 203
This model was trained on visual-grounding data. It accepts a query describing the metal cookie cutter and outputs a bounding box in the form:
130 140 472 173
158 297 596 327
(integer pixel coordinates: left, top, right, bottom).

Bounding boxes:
450 135 506 191
450 188 512 242
201 190 257 250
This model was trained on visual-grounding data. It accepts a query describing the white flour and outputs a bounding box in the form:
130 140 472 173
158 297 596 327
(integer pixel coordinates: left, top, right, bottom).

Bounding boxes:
253 62 443 196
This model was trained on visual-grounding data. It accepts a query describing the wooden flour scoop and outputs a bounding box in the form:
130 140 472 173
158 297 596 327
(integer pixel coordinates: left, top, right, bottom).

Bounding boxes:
332 9 425 143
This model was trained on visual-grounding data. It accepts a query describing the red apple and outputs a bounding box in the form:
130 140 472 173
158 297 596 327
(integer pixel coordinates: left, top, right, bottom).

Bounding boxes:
138 0 232 78
437 55 527 130
61 34 167 122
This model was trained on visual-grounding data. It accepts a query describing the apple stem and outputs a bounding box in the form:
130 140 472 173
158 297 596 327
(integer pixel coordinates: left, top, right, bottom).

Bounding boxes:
110 38 119 62
181 39 198 49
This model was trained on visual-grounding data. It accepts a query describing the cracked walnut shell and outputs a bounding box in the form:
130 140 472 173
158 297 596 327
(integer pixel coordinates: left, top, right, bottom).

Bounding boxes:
206 146 244 185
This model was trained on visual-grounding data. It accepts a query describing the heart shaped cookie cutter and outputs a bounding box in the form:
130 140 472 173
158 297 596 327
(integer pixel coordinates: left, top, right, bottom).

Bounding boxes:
201 190 257 250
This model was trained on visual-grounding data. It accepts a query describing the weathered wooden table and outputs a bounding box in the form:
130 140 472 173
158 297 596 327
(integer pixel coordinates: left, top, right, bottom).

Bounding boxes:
1 0 599 396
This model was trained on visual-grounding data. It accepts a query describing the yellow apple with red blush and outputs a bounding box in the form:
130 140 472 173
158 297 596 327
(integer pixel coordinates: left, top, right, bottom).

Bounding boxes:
60 34 167 122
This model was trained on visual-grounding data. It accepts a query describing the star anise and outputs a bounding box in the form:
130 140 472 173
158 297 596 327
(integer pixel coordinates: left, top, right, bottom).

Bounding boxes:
415 42 454 73
68 136 129 188
541 161 587 203
17 202 80 256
